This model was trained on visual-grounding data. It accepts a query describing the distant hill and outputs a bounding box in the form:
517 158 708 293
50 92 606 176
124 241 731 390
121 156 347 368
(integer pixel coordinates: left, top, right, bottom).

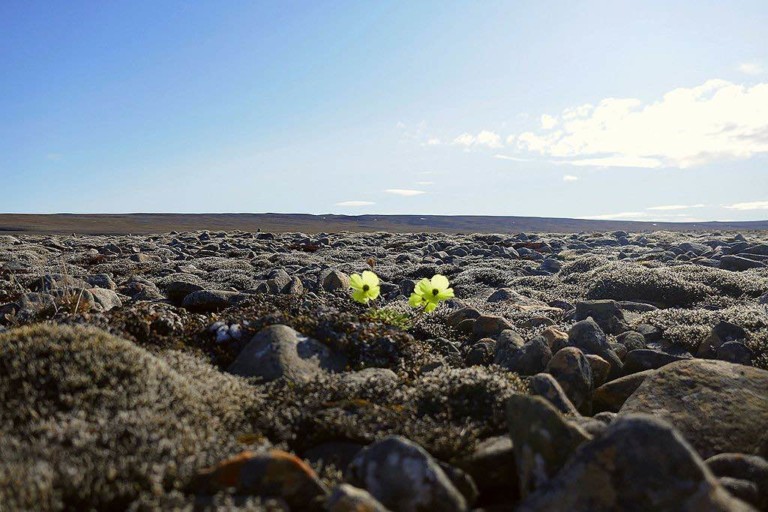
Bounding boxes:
0 213 767 235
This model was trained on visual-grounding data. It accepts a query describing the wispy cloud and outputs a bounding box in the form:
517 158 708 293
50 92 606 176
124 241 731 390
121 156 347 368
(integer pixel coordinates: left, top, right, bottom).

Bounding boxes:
335 200 375 206
562 156 663 169
739 62 763 75
562 175 579 182
515 79 768 168
647 204 705 211
723 200 768 210
494 154 533 162
416 181 434 186
453 130 503 149
385 189 425 196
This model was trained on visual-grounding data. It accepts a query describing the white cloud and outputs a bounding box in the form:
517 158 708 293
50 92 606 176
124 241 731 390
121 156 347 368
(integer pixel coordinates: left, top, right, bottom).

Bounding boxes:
453 130 502 149
416 181 434 185
739 62 763 76
426 138 441 146
562 175 579 182
385 189 425 196
335 201 375 207
723 200 768 210
516 79 768 168
647 204 705 211
453 133 476 146
540 114 557 129
494 154 533 162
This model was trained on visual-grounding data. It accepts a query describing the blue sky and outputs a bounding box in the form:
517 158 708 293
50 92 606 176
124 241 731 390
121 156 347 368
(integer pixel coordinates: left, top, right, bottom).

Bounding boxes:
2 1 767 220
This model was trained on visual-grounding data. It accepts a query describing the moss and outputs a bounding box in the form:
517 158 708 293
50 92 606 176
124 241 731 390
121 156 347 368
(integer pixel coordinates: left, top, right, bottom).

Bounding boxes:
0 324 260 510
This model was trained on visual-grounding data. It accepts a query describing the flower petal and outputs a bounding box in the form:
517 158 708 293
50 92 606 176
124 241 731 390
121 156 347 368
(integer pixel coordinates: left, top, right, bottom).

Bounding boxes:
436 287 455 300
352 289 369 303
425 301 437 313
362 270 379 287
367 286 380 300
409 292 425 307
431 274 450 290
416 278 432 296
349 273 364 290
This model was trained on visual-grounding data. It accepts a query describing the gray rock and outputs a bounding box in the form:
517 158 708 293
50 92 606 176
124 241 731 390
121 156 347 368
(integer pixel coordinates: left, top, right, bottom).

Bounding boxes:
507 394 591 498
720 255 766 271
718 477 760 508
623 348 692 375
585 354 610 388
319 269 350 292
574 300 629 334
706 453 768 510
227 325 347 382
494 335 552 376
85 274 117 290
346 436 467 512
698 320 747 358
516 415 756 512
717 341 754 366
528 373 579 415
455 436 517 504
619 359 768 458
615 331 647 352
465 338 495 366
181 289 247 312
89 288 122 311
568 318 623 379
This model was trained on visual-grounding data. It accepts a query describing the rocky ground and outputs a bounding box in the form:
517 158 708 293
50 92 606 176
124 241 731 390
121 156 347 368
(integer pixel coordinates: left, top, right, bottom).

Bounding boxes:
1 229 767 511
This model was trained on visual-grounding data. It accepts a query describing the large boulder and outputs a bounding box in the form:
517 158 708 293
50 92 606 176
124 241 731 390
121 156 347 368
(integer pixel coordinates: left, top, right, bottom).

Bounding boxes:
516 415 756 512
619 359 768 458
228 324 347 382
507 395 591 498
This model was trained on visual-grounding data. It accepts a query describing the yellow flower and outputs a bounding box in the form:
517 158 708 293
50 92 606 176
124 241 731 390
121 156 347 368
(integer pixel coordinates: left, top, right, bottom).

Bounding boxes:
409 274 454 312
350 270 381 304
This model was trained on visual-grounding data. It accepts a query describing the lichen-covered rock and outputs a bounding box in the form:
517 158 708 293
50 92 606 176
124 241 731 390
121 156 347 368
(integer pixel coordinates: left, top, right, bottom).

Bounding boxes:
182 289 249 312
516 415 756 512
619 359 768 458
345 436 467 512
228 324 347 383
194 449 328 510
506 394 591 498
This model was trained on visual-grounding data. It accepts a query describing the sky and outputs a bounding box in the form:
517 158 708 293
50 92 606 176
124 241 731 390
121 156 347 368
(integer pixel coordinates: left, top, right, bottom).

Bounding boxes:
1 1 767 221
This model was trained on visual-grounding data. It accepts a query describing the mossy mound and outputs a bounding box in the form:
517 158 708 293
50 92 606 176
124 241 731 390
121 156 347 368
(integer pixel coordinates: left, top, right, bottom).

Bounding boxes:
255 366 526 464
0 324 261 510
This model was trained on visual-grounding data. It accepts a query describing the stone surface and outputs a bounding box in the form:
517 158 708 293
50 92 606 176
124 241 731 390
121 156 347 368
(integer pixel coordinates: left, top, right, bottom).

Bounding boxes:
546 347 593 412
494 335 552 376
506 394 591 498
567 318 623 379
326 484 391 512
528 373 579 415
346 436 467 512
516 415 755 512
619 359 768 458
227 324 347 382
592 369 655 413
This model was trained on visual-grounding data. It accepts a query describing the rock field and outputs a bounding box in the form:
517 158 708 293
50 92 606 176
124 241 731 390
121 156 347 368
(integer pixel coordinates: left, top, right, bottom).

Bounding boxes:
1 229 768 511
